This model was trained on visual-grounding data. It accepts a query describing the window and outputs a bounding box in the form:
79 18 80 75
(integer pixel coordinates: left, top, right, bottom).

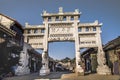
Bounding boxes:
63 16 66 21
41 29 45 33
28 30 31 34
48 17 51 21
34 29 38 33
86 27 89 32
71 16 74 20
56 16 59 21
93 27 96 31
78 27 82 32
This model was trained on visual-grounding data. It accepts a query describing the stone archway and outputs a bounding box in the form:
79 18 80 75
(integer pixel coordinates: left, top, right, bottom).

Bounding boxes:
24 7 111 75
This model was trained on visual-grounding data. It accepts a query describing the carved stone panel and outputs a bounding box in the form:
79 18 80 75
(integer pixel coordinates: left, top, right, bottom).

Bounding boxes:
48 23 74 41
79 34 97 48
28 36 44 49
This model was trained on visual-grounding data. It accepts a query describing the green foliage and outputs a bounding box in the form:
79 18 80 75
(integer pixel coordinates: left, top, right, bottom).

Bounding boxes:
60 57 71 63
60 57 76 63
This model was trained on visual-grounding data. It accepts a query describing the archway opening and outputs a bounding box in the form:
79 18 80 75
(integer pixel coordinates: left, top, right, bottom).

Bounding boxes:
48 42 75 72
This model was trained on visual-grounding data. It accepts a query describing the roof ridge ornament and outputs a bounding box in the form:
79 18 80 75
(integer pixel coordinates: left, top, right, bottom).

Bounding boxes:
75 9 79 13
43 10 47 14
25 22 29 27
59 7 63 14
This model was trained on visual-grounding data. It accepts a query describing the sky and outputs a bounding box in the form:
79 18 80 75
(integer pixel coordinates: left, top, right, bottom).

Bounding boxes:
0 0 120 60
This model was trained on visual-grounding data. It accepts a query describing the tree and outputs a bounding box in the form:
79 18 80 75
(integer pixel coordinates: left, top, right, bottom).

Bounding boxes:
61 57 71 63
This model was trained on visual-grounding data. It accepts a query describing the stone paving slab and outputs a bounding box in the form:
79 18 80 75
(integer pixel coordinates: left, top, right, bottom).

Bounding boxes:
3 72 69 80
3 72 120 80
34 79 61 80
61 73 120 80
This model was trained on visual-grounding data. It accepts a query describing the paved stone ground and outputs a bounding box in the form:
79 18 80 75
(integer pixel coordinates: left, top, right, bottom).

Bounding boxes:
3 72 120 80
61 73 120 80
3 72 69 80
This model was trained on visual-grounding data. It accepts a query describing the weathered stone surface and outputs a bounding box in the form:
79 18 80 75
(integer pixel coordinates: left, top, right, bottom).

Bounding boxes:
39 52 50 76
23 7 111 75
15 43 31 75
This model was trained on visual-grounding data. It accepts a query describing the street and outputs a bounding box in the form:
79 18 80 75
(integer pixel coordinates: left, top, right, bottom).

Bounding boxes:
3 72 70 80
3 72 120 80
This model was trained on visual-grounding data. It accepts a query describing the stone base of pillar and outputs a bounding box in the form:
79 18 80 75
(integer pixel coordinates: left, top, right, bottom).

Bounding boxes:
15 66 30 76
97 65 111 75
76 65 84 76
39 66 50 76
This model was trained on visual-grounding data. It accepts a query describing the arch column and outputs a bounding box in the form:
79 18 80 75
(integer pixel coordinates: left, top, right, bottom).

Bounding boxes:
75 49 84 75
96 31 111 75
15 43 30 75
39 51 50 75
39 20 50 75
74 19 84 75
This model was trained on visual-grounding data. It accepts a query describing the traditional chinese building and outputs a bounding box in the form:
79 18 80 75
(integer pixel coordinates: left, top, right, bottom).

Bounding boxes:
81 48 98 73
28 49 42 73
81 36 120 75
15 42 42 75
104 36 120 75
0 13 24 75
0 23 16 75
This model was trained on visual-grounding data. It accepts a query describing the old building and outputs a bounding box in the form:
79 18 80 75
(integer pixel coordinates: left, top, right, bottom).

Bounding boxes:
81 36 120 75
28 49 42 73
0 23 16 75
81 48 98 73
104 36 120 75
0 13 24 75
15 42 42 75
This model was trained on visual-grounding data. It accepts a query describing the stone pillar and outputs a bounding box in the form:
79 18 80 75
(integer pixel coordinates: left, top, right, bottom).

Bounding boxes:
15 43 30 75
74 18 84 75
24 35 28 43
96 29 111 75
39 17 50 76
75 50 84 75
39 51 50 75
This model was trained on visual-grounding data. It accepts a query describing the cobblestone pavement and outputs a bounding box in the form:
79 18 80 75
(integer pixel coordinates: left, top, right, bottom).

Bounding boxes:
61 73 120 80
3 72 70 80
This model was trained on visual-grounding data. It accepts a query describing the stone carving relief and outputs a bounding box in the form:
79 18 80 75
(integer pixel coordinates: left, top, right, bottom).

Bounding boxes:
79 34 97 47
15 51 30 75
23 7 111 75
97 50 106 66
48 23 74 41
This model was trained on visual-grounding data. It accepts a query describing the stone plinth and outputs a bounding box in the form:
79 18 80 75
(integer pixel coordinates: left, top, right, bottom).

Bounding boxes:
39 66 50 76
97 65 111 75
40 52 50 76
76 65 84 76
97 50 111 75
15 66 30 76
15 43 31 75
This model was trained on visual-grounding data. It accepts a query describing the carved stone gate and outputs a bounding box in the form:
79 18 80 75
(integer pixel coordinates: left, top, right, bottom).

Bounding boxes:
24 7 111 75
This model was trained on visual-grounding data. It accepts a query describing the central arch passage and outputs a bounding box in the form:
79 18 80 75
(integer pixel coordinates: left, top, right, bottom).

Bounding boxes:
48 42 75 60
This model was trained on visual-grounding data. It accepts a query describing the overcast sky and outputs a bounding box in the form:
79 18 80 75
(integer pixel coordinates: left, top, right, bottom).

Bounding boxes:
0 0 120 59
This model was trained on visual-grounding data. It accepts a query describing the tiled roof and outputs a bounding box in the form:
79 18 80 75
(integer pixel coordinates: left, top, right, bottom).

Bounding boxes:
0 13 23 32
104 36 120 50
